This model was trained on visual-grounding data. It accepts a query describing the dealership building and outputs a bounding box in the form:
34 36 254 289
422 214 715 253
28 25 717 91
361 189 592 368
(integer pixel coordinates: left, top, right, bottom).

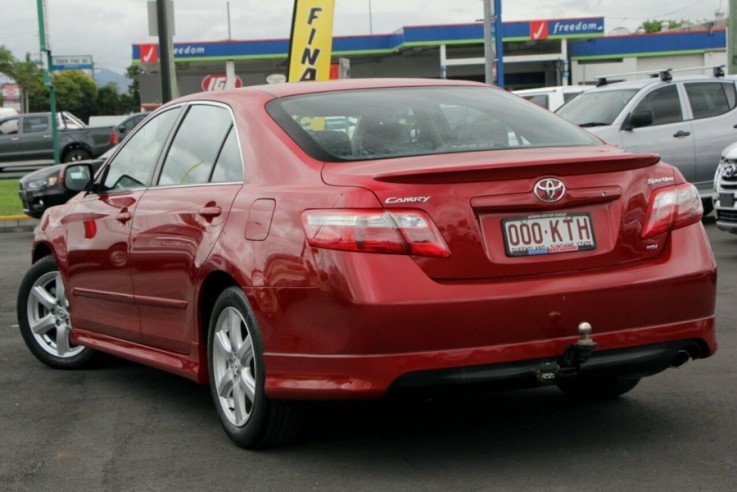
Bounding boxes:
132 16 728 108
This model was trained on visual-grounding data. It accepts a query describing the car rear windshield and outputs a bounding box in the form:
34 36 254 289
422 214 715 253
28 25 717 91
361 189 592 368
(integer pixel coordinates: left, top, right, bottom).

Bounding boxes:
267 86 600 161
556 88 638 127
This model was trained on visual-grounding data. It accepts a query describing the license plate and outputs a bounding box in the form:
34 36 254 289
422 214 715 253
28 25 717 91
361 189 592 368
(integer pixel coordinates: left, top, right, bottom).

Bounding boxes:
502 212 596 257
720 193 735 208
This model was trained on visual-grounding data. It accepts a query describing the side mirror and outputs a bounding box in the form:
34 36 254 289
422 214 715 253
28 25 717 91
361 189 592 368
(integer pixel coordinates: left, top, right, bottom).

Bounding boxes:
117 125 127 134
61 163 94 192
623 110 654 131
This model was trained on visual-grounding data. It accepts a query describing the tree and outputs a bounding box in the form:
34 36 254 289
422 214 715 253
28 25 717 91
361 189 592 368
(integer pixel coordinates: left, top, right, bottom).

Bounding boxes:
0 45 13 78
640 19 682 33
54 70 98 122
12 54 46 112
96 83 122 115
125 64 143 112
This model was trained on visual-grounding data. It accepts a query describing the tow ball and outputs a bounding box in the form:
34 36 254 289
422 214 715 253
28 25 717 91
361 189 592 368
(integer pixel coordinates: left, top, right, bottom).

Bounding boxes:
536 322 598 384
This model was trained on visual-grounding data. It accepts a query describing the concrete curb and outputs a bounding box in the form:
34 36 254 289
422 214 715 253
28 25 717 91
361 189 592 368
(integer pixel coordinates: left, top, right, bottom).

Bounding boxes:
0 215 38 233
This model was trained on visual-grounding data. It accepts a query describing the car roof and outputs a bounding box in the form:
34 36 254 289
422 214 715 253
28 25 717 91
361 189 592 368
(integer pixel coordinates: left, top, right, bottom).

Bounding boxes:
175 78 492 103
588 74 737 92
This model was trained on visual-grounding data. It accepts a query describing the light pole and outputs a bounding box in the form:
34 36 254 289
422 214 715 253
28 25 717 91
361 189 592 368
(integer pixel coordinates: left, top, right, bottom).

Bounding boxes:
482 0 504 87
369 0 373 34
729 0 737 75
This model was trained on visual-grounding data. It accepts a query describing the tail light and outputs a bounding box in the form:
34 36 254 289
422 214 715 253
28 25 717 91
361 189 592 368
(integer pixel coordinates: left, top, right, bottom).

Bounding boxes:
641 183 703 239
302 209 451 258
110 130 118 146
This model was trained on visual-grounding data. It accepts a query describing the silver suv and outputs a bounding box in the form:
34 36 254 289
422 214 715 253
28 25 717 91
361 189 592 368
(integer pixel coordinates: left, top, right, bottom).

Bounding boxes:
557 69 737 213
713 141 737 232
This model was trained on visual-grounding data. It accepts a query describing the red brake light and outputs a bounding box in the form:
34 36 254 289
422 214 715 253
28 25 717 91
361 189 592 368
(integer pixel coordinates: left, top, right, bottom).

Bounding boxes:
302 209 451 258
110 130 118 146
641 183 703 239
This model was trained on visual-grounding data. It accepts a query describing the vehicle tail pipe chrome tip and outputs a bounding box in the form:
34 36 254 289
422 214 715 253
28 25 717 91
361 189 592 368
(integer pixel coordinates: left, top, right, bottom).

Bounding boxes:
671 350 692 368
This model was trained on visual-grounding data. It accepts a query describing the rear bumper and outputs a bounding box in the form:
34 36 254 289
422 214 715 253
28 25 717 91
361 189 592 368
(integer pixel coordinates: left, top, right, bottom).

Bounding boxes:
258 224 716 400
264 317 715 400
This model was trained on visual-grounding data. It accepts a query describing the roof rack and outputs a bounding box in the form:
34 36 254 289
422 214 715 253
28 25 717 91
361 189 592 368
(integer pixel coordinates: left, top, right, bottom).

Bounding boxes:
594 65 726 87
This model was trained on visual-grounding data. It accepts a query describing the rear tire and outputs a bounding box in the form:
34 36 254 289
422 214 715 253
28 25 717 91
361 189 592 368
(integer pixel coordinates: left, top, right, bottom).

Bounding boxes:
556 376 640 401
17 255 96 369
63 148 91 162
207 287 302 449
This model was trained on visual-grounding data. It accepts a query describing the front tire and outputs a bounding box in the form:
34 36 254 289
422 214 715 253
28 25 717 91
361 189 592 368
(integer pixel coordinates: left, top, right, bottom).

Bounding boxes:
208 287 301 449
556 376 640 401
17 255 95 369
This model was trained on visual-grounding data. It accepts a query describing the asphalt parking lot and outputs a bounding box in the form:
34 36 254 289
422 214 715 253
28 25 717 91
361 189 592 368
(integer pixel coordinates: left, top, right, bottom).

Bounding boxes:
1 219 736 491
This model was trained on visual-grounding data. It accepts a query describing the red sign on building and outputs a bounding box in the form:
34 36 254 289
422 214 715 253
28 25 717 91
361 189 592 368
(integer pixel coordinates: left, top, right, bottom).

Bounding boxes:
201 74 244 91
139 44 159 64
530 20 548 41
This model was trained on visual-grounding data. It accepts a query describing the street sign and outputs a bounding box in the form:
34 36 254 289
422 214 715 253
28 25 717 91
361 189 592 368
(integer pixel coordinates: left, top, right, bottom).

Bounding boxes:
52 55 93 70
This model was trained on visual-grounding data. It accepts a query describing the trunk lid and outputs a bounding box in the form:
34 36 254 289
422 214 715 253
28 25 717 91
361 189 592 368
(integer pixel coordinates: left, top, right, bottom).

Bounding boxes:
321 145 674 280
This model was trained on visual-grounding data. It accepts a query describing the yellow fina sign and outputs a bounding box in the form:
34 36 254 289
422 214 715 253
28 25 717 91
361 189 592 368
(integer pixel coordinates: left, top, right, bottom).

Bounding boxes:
287 0 336 82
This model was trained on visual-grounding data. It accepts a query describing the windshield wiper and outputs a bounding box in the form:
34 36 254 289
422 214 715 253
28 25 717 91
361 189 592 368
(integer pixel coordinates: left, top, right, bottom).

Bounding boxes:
578 122 609 128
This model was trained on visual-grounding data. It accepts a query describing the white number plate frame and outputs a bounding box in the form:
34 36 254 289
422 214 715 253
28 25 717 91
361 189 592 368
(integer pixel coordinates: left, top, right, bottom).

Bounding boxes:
502 212 596 257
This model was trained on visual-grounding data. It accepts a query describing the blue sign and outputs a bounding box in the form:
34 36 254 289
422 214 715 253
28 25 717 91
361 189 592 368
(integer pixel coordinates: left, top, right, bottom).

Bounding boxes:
548 18 604 37
52 55 93 71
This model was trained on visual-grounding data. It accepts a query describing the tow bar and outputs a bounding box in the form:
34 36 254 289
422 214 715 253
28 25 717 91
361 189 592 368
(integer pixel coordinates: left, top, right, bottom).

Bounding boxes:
536 322 598 384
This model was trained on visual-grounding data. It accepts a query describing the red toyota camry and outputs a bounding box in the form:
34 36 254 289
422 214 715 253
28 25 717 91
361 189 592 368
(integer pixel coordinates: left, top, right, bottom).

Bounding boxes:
17 79 717 449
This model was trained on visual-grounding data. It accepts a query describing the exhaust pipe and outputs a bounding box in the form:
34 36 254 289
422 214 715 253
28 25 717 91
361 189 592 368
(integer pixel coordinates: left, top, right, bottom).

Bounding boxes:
670 350 692 368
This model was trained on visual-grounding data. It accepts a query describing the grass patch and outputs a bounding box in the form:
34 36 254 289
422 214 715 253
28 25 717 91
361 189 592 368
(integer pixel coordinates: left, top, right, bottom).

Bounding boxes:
0 179 24 216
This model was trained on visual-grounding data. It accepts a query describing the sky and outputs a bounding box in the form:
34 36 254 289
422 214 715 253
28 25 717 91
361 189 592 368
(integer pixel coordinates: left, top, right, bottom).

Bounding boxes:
0 0 728 76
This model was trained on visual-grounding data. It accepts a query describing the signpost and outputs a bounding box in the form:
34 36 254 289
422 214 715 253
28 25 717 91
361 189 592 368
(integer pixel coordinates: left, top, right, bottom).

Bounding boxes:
36 0 59 163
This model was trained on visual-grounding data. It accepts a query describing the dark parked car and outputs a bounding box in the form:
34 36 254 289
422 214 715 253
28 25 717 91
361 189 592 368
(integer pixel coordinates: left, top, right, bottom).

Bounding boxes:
109 112 148 146
17 79 716 449
18 147 112 218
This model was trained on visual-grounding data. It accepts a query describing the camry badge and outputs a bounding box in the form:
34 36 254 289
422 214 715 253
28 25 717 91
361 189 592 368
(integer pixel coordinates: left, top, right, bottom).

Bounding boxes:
533 178 566 203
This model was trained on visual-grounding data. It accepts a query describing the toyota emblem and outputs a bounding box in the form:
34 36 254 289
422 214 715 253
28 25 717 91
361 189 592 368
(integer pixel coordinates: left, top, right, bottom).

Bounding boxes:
722 164 737 179
533 178 566 203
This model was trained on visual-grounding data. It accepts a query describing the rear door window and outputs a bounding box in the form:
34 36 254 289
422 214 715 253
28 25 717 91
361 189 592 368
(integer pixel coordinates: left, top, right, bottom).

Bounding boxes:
685 81 737 119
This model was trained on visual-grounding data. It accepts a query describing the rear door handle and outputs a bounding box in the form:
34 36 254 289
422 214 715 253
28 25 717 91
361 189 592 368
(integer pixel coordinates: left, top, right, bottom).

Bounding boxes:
198 206 222 218
673 130 691 138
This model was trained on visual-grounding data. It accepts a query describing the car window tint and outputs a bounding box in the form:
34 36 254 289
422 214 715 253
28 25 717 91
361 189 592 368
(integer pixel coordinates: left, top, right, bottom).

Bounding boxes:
634 85 682 125
685 82 737 119
102 107 181 191
210 127 244 183
269 87 599 161
158 105 232 186
22 116 49 133
556 89 638 125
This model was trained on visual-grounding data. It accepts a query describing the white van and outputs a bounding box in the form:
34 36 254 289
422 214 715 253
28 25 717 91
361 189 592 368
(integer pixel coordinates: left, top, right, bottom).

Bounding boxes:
513 85 590 111
0 107 19 119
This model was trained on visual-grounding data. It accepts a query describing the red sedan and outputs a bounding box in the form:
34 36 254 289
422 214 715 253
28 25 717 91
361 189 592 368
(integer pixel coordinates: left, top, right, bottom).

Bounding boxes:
17 79 716 449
